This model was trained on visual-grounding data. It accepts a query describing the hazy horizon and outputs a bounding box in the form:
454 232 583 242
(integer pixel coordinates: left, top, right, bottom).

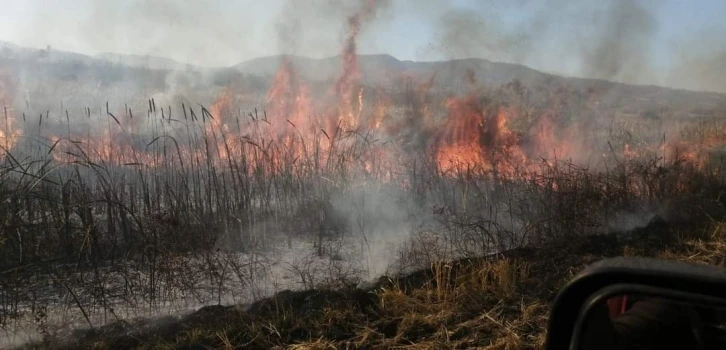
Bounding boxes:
0 0 725 93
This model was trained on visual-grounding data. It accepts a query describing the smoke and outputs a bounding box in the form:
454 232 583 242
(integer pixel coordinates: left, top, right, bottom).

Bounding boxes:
430 7 529 63
274 0 392 57
275 2 304 55
330 183 429 279
578 0 657 84
426 0 658 85
665 31 726 94
4 0 726 93
4 0 272 67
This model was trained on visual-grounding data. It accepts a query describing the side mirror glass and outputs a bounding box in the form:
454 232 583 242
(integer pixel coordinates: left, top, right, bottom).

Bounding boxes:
546 257 726 350
577 290 726 349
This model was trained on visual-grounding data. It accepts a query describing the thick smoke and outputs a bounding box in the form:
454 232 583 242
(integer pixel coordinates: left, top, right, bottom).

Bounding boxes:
422 1 523 62
275 0 392 57
428 0 658 85
3 1 726 347
670 51 726 94
578 0 657 84
434 9 518 61
4 1 726 92
665 32 726 94
6 0 269 67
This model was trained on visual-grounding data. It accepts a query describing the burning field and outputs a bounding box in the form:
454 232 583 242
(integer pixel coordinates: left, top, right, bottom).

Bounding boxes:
2 2 726 349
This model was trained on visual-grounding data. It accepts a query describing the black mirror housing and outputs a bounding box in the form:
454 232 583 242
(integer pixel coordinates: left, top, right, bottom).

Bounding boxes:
546 257 726 349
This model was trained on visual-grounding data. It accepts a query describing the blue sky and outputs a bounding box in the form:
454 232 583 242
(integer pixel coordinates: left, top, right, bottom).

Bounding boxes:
380 0 726 74
0 0 724 90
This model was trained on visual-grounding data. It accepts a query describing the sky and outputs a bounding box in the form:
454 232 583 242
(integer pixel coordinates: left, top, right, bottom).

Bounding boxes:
0 0 725 91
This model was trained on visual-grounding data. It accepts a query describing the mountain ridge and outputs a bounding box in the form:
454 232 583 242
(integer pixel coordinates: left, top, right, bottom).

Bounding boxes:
0 40 724 116
1 39 724 98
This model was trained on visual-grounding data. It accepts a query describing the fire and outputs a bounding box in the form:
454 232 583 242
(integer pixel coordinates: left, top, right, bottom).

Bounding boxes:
265 58 319 168
533 116 567 160
193 0 380 174
49 130 164 168
23 0 723 184
623 143 637 160
0 71 21 153
199 57 325 174
266 58 313 133
0 107 21 152
209 87 234 129
369 88 391 130
435 95 487 172
332 0 376 131
434 93 526 176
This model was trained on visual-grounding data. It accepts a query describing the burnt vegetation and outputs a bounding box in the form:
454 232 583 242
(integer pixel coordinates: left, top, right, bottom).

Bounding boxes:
41 222 726 349
2 48 726 349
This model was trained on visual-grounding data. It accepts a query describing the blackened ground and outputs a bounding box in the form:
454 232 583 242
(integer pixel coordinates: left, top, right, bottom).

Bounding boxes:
32 219 726 349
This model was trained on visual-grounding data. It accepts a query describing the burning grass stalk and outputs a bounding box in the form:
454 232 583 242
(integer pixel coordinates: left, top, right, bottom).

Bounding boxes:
1 88 725 347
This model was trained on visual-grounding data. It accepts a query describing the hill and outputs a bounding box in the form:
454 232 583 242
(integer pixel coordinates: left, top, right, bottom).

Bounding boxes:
94 52 201 71
0 41 723 118
234 54 726 117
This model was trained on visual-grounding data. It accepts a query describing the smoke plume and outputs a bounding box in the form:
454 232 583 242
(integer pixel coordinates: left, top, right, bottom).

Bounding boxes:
665 31 726 94
578 0 657 84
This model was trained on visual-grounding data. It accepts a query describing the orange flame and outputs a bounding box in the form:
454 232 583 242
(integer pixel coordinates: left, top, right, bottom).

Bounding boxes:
0 71 21 152
434 93 526 176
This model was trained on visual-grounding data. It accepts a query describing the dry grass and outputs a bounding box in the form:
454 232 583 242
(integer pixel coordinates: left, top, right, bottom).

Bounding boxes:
44 218 726 350
3 83 726 349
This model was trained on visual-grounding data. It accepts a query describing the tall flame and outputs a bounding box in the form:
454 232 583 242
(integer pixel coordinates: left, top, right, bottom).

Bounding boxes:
44 0 715 180
0 71 21 152
434 93 526 175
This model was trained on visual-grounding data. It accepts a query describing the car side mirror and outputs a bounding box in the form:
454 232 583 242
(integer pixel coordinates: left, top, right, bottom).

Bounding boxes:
546 257 726 350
